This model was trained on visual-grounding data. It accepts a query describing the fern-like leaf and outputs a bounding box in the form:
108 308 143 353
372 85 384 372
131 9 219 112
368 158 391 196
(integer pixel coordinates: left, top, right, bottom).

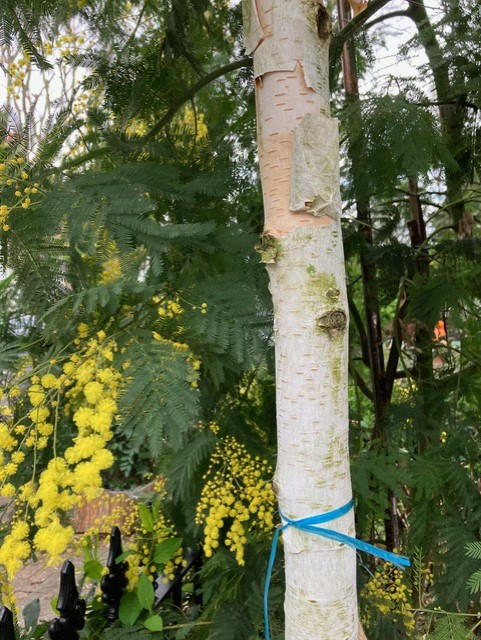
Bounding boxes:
40 281 124 338
117 334 200 456
0 340 23 373
210 600 257 640
0 0 55 69
102 625 153 639
467 569 481 595
425 615 473 640
168 429 216 506
352 449 407 514
465 541 481 560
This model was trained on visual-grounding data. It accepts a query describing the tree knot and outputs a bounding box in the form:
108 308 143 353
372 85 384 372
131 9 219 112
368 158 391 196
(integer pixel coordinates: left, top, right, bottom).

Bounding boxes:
316 309 347 331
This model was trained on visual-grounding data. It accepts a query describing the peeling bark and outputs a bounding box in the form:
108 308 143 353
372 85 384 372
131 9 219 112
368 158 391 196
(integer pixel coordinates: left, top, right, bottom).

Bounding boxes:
290 113 341 219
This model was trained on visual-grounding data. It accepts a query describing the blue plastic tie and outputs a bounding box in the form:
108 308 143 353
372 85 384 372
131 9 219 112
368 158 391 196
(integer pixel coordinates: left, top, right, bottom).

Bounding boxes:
263 499 410 640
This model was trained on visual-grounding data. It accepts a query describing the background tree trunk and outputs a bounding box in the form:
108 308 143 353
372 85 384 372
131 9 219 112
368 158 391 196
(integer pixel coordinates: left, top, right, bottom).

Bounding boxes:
243 1 359 637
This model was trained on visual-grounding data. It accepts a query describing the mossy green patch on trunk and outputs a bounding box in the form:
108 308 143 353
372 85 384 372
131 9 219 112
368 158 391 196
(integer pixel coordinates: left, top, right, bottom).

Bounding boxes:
256 232 282 263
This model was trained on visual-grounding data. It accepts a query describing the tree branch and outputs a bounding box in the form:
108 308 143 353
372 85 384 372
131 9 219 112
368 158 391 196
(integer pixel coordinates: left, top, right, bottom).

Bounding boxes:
142 57 251 141
330 0 393 63
348 296 370 367
349 364 374 401
56 146 114 173
406 0 468 231
363 9 409 29
385 297 409 401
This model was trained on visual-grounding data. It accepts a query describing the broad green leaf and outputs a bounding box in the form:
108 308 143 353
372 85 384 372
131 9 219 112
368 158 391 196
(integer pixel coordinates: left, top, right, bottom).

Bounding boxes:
22 598 40 632
90 595 106 611
119 591 143 626
50 596 59 615
82 535 94 562
143 614 164 632
137 573 155 611
32 621 49 640
138 504 154 532
115 549 138 563
154 538 182 565
83 559 104 580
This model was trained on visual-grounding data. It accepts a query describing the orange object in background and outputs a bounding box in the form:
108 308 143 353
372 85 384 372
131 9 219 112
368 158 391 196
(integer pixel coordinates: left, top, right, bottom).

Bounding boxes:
433 320 447 341
348 0 368 16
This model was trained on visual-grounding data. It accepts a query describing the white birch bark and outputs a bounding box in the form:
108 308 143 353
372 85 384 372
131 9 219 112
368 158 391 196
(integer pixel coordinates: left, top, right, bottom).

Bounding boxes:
243 1 359 637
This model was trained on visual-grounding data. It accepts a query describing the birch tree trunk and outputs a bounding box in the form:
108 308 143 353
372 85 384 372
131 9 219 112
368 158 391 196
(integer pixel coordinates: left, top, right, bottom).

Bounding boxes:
243 1 359 638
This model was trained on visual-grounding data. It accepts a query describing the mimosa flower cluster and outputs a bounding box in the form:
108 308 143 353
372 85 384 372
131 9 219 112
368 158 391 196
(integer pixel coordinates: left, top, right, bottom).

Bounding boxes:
173 106 209 144
0 157 40 230
361 561 415 635
100 255 123 284
195 433 275 565
124 515 183 592
0 323 121 580
155 296 184 319
152 294 202 388
5 56 31 100
79 479 183 591
0 568 15 611
54 30 86 58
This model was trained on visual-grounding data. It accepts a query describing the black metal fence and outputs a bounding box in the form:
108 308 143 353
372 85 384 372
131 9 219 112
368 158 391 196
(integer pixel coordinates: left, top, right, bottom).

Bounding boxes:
0 526 201 640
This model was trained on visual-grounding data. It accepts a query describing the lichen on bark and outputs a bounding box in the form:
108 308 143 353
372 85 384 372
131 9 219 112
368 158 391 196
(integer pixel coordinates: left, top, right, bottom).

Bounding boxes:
255 232 283 263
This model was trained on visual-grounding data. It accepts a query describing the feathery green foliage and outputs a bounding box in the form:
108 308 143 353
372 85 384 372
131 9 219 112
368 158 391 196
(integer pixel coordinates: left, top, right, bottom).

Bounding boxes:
0 0 59 68
346 94 453 199
117 335 199 455
425 616 474 640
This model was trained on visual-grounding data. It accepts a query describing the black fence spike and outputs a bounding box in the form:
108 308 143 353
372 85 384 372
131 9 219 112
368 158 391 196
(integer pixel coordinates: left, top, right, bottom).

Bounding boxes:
0 606 15 640
101 525 128 624
193 551 203 606
155 547 202 608
48 560 86 640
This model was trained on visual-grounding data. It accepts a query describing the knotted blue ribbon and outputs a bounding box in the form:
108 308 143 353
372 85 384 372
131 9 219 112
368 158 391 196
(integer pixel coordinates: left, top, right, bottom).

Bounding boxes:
263 499 410 640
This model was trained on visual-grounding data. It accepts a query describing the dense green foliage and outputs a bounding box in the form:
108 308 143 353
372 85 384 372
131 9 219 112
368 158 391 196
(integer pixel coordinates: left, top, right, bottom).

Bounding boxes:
0 0 481 638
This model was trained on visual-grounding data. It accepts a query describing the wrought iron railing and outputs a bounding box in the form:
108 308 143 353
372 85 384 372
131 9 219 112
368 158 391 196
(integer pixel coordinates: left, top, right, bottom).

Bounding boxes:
0 527 201 639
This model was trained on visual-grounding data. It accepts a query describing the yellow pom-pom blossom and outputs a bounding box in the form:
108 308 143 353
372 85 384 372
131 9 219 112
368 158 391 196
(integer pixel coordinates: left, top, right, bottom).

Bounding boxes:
124 501 183 591
77 322 89 338
195 435 276 565
100 256 122 284
173 106 209 143
0 324 123 574
0 567 17 610
41 373 59 389
361 562 415 635
29 332 121 562
0 519 31 579
76 482 184 593
0 159 42 229
34 518 75 559
156 296 184 319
